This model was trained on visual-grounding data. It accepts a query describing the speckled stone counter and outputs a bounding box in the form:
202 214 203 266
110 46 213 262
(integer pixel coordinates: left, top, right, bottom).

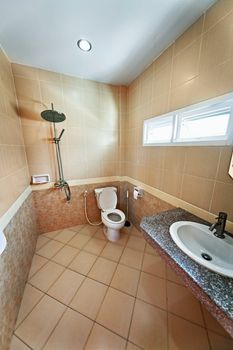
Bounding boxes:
140 208 233 337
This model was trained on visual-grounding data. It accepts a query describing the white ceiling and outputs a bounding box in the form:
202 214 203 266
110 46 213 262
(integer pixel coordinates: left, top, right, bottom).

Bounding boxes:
0 0 216 85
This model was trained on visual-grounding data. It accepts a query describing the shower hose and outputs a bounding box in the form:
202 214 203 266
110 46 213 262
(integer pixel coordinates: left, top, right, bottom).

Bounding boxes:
84 191 102 226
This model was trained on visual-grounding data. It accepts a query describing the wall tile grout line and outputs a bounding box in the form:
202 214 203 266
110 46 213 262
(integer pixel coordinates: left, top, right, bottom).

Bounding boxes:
208 147 222 213
202 7 233 34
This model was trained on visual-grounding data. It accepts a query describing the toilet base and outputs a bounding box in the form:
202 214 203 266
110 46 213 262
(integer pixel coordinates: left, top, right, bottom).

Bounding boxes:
103 226 120 242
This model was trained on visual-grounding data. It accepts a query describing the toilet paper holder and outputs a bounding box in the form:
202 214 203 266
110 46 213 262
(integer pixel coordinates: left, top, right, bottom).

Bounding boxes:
133 186 144 200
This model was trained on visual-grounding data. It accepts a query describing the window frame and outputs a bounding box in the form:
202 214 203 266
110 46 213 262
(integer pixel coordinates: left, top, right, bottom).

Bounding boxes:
143 92 233 147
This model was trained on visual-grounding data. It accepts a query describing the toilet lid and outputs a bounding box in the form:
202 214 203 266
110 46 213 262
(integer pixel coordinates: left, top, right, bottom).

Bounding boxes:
99 188 117 211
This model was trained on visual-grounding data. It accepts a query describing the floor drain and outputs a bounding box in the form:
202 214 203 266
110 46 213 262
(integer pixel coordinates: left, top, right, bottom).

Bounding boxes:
201 252 212 261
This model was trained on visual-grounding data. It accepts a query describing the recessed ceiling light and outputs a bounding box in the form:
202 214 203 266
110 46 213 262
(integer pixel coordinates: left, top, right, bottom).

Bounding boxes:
77 39 92 52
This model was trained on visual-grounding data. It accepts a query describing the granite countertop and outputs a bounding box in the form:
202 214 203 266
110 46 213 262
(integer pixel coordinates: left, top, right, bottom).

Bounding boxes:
140 208 233 323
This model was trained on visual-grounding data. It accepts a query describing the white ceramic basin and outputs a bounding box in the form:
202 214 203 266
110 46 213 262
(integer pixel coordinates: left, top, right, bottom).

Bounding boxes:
0 230 7 255
170 221 233 278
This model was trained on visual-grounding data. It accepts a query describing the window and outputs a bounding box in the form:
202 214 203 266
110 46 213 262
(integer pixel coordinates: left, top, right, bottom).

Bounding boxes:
143 114 173 144
143 92 233 146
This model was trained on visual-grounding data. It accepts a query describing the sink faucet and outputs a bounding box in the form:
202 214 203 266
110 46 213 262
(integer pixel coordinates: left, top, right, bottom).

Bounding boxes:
209 212 227 239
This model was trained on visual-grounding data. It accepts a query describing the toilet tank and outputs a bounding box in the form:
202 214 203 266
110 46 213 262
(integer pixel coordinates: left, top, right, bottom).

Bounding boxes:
94 187 117 209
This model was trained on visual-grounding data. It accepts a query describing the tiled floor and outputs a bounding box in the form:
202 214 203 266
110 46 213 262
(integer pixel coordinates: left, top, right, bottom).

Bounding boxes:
11 224 233 350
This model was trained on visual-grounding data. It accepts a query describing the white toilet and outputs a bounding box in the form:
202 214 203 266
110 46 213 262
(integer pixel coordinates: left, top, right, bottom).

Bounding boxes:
94 187 125 242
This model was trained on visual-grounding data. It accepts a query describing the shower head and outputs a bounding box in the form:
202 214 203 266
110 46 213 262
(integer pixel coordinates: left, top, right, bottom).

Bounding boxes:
41 103 66 123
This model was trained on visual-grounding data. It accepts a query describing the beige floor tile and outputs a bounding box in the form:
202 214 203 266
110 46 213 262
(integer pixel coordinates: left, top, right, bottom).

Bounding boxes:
68 233 91 249
36 236 50 251
52 245 79 266
69 251 97 275
10 336 31 350
43 308 93 350
166 265 185 285
88 257 117 285
84 238 107 255
97 287 134 338
129 299 167 349
101 242 124 262
130 226 142 237
54 229 76 243
15 295 66 350
29 261 65 292
126 236 146 252
42 230 61 239
93 227 107 240
47 269 84 305
79 225 99 236
121 226 133 235
69 224 85 232
15 284 44 328
120 248 143 270
137 272 167 309
111 264 140 296
126 342 142 350
18 221 226 350
168 314 210 350
145 243 158 255
208 331 233 350
202 306 230 337
85 323 127 350
167 281 204 325
28 254 48 279
70 278 107 320
142 253 166 278
116 232 129 245
37 240 64 259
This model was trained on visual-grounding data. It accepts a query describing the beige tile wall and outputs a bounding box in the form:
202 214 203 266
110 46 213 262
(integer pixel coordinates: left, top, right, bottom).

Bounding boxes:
124 0 233 221
0 48 29 217
12 64 126 183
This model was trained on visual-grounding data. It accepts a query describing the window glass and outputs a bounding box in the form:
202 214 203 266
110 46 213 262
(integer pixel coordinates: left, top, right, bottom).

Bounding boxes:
144 115 173 144
143 93 233 146
177 108 231 141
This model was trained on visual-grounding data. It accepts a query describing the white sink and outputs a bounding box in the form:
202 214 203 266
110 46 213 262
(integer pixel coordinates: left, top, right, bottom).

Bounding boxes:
169 221 233 278
0 229 7 255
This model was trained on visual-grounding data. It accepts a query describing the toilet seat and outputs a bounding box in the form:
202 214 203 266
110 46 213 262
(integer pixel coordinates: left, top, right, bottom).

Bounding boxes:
102 209 125 224
99 188 117 211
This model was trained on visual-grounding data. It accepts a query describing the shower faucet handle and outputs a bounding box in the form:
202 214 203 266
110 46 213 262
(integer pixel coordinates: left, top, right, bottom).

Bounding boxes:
54 129 65 143
58 129 65 140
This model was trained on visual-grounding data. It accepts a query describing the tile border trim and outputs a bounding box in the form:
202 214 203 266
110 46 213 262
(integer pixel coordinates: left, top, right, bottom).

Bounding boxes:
0 186 32 231
31 175 233 233
123 176 233 234
1 176 232 233
31 176 122 190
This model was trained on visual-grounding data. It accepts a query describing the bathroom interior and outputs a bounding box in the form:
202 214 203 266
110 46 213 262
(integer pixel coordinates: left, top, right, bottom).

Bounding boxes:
0 0 233 349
